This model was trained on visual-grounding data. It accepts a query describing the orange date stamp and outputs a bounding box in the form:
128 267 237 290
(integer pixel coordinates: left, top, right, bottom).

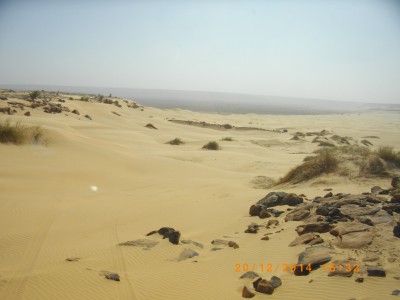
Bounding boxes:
234 262 360 273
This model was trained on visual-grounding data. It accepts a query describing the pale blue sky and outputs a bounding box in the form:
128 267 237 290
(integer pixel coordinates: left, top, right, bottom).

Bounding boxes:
0 0 399 103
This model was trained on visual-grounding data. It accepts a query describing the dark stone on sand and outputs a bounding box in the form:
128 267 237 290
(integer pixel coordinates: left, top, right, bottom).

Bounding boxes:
105 273 120 281
392 290 400 296
255 279 274 295
72 109 80 115
270 276 282 288
393 222 400 238
168 231 181 245
355 277 364 283
392 176 400 188
296 222 332 235
240 271 260 279
24 111 31 116
242 285 256 298
367 266 386 277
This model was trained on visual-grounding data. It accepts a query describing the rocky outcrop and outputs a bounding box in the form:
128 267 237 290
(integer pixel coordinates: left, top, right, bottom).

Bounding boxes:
295 222 332 235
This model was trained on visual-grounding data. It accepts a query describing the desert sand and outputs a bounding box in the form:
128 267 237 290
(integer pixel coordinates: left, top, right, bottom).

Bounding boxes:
0 90 400 300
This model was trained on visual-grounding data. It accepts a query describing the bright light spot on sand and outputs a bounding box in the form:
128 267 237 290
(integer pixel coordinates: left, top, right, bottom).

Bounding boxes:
90 185 98 192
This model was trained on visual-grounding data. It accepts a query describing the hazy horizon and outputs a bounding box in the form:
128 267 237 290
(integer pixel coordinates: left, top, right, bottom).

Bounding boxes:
1 0 400 104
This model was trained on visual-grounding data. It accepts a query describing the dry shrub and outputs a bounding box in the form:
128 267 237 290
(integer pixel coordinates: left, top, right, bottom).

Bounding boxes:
278 148 338 184
0 119 44 145
166 138 184 145
377 146 400 167
202 141 220 150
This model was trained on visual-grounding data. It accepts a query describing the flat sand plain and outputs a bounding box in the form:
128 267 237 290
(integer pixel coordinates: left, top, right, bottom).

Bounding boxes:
0 92 400 300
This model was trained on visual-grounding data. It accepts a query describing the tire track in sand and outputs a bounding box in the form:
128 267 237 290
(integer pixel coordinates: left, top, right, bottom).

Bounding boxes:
110 221 137 300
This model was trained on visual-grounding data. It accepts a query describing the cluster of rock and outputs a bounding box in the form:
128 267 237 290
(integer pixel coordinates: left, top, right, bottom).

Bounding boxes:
240 272 282 298
249 192 303 219
245 176 400 296
146 227 181 245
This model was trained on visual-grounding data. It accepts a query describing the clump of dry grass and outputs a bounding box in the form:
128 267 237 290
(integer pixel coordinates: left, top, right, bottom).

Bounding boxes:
278 148 338 184
361 156 388 176
0 119 44 145
166 138 184 145
221 137 234 141
377 146 400 167
318 141 335 147
202 141 220 150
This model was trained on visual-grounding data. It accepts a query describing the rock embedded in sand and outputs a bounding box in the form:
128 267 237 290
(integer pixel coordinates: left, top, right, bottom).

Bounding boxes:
105 273 120 281
267 219 279 226
330 222 371 237
367 266 386 277
255 279 274 295
355 277 364 283
240 271 260 279
331 231 374 249
392 290 400 296
269 276 282 288
118 239 159 249
24 111 31 116
211 239 239 249
294 246 334 276
157 227 181 245
72 109 80 115
242 285 256 298
84 114 92 120
177 248 199 261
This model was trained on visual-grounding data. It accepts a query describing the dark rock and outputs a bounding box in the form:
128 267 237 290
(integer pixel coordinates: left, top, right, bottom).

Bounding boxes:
371 186 384 194
267 208 284 217
324 192 333 198
24 111 31 116
393 222 400 238
270 276 282 288
392 176 400 189
382 203 400 215
259 209 271 219
255 279 274 295
261 236 269 241
146 230 158 236
252 277 262 289
391 193 400 203
358 217 374 226
84 114 92 120
168 231 181 245
240 271 260 279
282 193 303 206
105 273 120 281
242 285 256 298
355 277 364 283
367 266 386 277
296 222 332 235
145 123 157 129
249 204 262 216
228 241 239 249
392 290 400 296
72 109 80 115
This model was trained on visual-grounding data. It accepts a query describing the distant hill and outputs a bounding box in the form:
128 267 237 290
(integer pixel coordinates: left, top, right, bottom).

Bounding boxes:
1 84 398 114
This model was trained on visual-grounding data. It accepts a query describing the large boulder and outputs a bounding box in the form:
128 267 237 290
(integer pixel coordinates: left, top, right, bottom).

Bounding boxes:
330 222 371 237
256 192 303 208
294 246 334 276
331 231 374 249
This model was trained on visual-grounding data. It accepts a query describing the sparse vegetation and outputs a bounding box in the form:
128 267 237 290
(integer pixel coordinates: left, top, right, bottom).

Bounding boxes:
29 90 40 101
80 96 90 102
221 137 234 141
0 119 44 145
278 148 338 184
377 146 400 167
222 123 233 129
166 138 184 145
202 141 220 150
145 123 157 130
318 141 335 147
278 144 400 184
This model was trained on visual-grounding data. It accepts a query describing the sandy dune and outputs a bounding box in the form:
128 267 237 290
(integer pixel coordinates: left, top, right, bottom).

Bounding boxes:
0 91 400 300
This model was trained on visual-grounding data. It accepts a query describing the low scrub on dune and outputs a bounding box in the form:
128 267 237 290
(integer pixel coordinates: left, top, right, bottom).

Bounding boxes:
221 137 234 141
278 148 338 184
202 141 220 150
0 119 44 145
278 144 400 184
166 138 184 145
